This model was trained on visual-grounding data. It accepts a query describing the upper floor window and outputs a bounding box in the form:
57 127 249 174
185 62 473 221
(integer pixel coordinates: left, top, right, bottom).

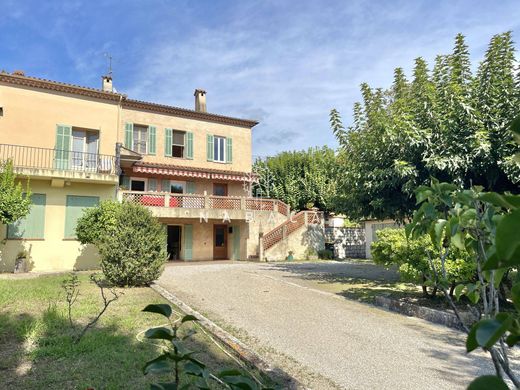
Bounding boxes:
213 136 226 163
172 131 185 158
133 125 148 154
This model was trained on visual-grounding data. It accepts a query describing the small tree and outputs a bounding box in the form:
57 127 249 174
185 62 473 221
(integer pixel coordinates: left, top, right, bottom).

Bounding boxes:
0 160 31 224
76 201 167 286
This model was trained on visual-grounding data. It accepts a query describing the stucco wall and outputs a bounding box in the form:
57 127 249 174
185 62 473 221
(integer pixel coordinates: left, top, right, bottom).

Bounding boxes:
0 83 120 155
121 108 252 173
264 224 325 261
0 179 116 272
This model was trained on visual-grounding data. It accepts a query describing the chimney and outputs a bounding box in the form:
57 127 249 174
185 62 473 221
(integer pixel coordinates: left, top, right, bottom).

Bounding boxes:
194 89 207 112
102 75 113 92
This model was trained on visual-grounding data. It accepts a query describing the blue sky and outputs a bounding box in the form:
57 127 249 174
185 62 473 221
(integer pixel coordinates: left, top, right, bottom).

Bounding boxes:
2 1 520 158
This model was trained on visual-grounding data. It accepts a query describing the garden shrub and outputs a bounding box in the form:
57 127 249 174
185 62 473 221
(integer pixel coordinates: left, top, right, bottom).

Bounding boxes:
318 249 334 260
371 228 475 296
76 201 167 286
76 200 120 245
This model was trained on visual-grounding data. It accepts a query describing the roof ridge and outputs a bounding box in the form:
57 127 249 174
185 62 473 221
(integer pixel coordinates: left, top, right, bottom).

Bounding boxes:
0 72 258 128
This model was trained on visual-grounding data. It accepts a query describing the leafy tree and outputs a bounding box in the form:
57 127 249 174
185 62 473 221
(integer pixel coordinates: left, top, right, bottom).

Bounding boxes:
76 201 166 286
0 159 31 224
371 228 475 297
331 32 520 221
253 146 339 212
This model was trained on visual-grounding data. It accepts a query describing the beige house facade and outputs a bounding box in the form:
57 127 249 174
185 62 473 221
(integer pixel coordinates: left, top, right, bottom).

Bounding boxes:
0 71 323 272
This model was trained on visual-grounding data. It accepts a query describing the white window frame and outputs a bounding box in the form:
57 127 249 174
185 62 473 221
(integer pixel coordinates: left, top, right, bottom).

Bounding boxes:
172 130 186 158
130 177 148 191
213 136 226 163
133 125 148 154
169 180 185 194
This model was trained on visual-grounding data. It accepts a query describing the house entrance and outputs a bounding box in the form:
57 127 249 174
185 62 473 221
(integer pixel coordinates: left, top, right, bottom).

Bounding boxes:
167 225 182 260
213 224 228 260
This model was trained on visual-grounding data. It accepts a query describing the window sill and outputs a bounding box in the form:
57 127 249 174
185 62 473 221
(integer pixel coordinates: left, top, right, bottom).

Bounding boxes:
62 238 79 241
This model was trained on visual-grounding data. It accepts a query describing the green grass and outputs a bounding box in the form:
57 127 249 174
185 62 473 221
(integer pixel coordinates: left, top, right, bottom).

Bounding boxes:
0 274 272 389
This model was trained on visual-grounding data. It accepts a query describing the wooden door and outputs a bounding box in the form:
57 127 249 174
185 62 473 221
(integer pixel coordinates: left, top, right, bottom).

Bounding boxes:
213 224 228 260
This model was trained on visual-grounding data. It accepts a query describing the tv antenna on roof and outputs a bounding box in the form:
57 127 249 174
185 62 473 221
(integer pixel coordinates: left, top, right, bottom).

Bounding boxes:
104 52 113 77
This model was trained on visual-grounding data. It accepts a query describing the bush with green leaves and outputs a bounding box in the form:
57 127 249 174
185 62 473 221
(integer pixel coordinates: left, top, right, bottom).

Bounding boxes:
371 228 475 296
0 159 31 224
76 201 167 286
142 304 266 390
76 200 120 245
407 176 520 388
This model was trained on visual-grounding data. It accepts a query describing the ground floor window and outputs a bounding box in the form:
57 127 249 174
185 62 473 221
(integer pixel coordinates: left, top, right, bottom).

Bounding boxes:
7 193 46 239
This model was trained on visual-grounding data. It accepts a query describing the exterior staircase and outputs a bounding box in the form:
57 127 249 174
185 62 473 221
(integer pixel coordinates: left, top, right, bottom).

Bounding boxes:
260 210 324 260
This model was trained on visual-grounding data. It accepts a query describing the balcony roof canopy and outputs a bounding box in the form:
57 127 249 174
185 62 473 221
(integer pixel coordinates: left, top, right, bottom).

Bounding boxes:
132 161 258 182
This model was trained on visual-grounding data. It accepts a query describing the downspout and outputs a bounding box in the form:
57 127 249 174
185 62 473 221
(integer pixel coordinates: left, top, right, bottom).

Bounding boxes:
114 94 124 200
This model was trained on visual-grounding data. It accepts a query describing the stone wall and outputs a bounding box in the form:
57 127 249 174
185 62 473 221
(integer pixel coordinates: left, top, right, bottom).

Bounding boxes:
325 227 366 259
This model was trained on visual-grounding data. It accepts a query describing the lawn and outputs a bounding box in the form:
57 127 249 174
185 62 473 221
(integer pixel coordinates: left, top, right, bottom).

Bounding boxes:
0 273 271 389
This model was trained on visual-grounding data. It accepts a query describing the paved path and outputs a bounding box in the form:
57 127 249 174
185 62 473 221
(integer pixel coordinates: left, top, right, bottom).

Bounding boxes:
157 261 512 389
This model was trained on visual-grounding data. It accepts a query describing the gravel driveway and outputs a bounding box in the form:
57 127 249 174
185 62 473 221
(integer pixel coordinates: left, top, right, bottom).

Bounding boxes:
157 261 505 389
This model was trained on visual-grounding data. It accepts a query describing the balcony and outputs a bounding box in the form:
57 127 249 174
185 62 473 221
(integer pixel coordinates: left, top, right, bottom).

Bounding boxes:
0 143 118 184
120 190 290 220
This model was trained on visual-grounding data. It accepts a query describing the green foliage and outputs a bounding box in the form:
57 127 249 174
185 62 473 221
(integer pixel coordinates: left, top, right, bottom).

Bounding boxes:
371 228 474 291
317 249 334 260
331 32 520 221
76 200 120 245
253 147 339 212
407 173 520 387
0 159 31 224
97 202 167 287
142 304 264 390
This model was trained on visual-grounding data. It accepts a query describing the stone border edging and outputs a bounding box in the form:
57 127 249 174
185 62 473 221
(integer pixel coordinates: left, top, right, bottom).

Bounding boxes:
374 295 473 331
150 283 302 389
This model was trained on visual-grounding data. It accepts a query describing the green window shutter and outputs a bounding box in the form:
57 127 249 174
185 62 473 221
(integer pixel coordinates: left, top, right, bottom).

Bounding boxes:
186 132 194 159
148 178 158 191
120 175 130 189
161 179 170 192
206 134 214 161
148 126 157 155
8 193 46 239
232 225 240 260
64 196 99 239
184 224 193 260
164 128 173 157
226 137 233 163
54 125 71 170
186 181 196 194
124 123 134 149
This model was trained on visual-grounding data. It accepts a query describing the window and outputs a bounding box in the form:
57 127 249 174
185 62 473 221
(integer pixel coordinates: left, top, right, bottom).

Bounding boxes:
213 136 226 162
133 125 148 154
71 128 99 171
7 194 46 239
170 181 185 194
64 196 99 238
130 178 146 191
213 183 228 196
172 131 185 158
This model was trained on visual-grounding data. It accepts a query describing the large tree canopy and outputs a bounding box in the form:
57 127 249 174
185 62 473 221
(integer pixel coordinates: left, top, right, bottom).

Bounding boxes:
331 32 520 221
253 146 339 212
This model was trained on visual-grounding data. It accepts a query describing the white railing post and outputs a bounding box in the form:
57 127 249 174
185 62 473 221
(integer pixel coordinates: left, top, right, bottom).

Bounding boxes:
274 200 278 213
240 197 246 210
164 192 170 208
205 194 211 209
117 190 124 203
